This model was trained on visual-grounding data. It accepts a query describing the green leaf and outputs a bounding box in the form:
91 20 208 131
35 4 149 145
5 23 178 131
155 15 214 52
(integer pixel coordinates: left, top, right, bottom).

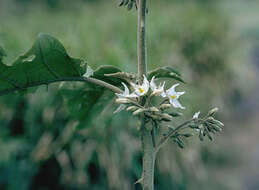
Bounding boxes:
93 65 125 85
60 82 114 129
60 66 123 129
0 46 7 61
148 66 185 83
0 34 86 96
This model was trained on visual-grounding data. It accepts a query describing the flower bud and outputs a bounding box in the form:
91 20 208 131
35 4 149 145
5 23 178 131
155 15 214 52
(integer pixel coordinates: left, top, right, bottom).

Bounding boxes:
211 124 222 132
115 98 130 104
126 106 139 112
133 108 146 116
208 107 219 116
182 133 194 138
160 113 173 121
159 104 171 110
149 107 159 112
207 117 224 127
199 128 204 141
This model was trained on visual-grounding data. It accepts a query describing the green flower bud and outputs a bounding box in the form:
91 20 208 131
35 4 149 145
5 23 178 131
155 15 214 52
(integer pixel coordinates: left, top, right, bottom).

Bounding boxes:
126 106 139 112
208 107 219 116
199 128 204 141
115 98 130 104
210 123 223 132
160 113 173 121
159 104 171 110
133 108 146 116
149 107 160 112
182 133 194 138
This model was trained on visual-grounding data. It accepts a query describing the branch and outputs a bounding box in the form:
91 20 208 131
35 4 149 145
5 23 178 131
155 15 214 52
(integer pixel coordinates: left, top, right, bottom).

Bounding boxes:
0 76 123 96
155 119 194 154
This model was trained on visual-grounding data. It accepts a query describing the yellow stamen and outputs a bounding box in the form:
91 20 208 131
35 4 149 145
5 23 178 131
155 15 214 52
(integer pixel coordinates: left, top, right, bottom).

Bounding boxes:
170 95 176 99
139 88 144 93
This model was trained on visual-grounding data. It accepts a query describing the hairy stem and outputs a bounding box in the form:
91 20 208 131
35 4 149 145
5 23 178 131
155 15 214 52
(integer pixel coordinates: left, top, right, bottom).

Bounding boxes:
138 0 147 82
141 121 155 190
137 0 155 190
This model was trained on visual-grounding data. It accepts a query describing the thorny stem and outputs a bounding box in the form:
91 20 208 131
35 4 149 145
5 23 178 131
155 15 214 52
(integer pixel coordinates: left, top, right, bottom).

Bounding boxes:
137 0 155 190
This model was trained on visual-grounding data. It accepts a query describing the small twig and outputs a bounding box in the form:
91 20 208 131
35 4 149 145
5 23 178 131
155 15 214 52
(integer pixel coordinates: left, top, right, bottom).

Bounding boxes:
155 119 194 154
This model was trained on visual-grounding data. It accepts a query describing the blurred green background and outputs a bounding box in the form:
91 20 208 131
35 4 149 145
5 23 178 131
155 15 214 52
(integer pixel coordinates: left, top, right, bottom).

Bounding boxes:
0 0 259 189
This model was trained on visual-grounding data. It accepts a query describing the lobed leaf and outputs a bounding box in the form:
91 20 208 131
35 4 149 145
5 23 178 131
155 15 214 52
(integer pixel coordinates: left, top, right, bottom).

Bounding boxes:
0 34 86 96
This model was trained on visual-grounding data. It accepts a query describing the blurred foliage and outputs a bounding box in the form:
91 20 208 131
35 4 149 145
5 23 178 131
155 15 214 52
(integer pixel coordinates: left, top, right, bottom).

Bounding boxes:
0 0 255 190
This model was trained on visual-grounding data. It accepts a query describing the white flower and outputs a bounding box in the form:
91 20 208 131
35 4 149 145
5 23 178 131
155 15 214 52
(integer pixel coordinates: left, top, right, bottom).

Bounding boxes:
114 82 137 114
150 76 166 97
193 111 200 119
166 83 185 109
115 82 138 99
131 75 149 96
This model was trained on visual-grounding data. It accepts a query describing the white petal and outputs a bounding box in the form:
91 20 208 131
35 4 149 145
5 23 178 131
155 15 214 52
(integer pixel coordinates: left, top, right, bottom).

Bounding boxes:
150 76 156 91
161 91 167 97
143 75 149 85
160 81 165 89
135 90 143 96
121 82 129 95
115 93 123 98
193 111 200 119
176 91 185 97
125 93 138 98
113 104 126 114
115 82 130 98
167 83 179 95
172 99 185 109
143 75 150 92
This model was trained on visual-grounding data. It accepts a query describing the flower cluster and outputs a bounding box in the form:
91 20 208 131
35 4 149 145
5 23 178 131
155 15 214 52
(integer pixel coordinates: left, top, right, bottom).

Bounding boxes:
189 108 223 141
114 75 185 113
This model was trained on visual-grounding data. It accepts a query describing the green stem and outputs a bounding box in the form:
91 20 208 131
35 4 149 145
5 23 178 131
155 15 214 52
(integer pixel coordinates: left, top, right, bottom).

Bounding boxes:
0 76 123 96
141 121 155 190
137 0 155 190
138 0 147 82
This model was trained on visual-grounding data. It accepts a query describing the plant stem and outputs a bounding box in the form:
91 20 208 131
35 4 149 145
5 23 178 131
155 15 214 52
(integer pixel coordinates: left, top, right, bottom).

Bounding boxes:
137 0 155 190
0 76 123 96
83 77 123 93
141 124 155 190
138 0 147 82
